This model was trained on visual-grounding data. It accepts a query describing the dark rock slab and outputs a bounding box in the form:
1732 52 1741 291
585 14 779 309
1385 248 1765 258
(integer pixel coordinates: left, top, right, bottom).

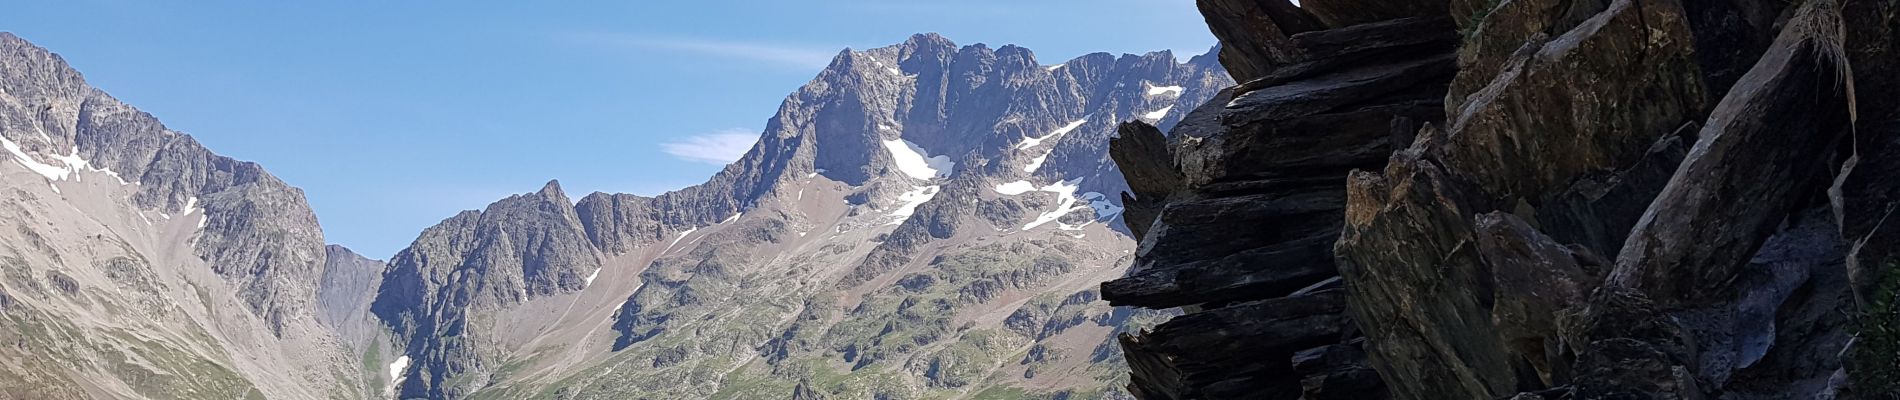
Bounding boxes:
1299 0 1451 30
1236 16 1460 90
1222 53 1454 127
1195 0 1326 82
1436 0 1705 204
1105 234 1337 308
1214 101 1441 182
1110 121 1184 241
1474 211 1600 385
1121 290 1354 400
1336 128 1526 400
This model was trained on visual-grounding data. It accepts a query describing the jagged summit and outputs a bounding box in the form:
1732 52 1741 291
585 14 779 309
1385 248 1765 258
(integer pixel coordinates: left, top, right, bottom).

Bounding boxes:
0 31 367 399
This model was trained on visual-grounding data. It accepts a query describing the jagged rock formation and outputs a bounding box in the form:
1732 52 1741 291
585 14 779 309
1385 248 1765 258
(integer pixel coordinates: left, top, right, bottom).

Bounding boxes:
1108 0 1900 399
368 34 1234 399
1105 9 1457 399
0 33 388 399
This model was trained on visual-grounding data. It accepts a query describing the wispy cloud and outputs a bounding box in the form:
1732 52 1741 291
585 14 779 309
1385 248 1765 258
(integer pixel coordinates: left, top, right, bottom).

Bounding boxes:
561 32 838 70
660 129 759 165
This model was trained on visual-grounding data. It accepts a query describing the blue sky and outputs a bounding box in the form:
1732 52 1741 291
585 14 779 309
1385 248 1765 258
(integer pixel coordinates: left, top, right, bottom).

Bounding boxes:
5 0 1216 258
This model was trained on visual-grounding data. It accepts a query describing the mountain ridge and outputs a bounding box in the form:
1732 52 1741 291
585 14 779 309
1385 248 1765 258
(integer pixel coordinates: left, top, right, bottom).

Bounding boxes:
368 32 1229 399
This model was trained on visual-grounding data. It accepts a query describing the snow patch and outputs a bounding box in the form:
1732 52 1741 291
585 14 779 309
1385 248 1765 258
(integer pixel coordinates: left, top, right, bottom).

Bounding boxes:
1045 64 1065 71
1014 180 1125 230
1017 119 1088 149
1142 106 1174 121
881 139 953 180
1147 84 1185 97
1023 178 1086 230
889 185 940 224
197 216 208 229
1082 191 1125 219
1016 119 1087 173
994 181 1037 195
584 267 603 286
388 356 412 389
1 138 131 186
664 228 699 252
2 136 76 181
1025 153 1050 173
722 213 742 224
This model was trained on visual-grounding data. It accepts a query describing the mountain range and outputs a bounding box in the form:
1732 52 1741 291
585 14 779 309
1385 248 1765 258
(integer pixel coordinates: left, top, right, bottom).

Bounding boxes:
0 31 1228 399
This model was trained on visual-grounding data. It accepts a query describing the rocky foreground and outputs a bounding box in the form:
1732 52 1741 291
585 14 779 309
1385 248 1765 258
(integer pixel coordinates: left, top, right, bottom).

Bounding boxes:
1105 0 1900 399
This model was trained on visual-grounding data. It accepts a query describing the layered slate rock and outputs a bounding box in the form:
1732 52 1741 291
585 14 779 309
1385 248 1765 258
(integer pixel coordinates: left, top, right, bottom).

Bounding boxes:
1334 0 1712 397
1104 4 1458 398
1112 0 1900 398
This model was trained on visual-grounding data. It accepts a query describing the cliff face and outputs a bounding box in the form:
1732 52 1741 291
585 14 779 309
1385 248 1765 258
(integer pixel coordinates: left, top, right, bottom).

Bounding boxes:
1108 0 1900 399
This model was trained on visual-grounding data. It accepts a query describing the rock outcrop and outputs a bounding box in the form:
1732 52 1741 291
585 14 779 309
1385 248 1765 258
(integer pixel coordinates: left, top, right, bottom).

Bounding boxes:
1105 8 1458 399
1109 0 1900 399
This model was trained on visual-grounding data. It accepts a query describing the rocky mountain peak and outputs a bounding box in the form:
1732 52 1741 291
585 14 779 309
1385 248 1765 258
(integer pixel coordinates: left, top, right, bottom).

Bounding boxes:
364 32 1232 398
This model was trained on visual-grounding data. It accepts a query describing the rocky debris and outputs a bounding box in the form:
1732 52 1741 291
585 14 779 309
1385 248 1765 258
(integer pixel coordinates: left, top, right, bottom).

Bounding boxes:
1105 5 1458 398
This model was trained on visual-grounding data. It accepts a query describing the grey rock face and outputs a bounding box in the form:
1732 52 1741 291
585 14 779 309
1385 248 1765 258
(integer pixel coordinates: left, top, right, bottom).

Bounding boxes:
373 180 606 398
319 244 386 348
1 32 327 335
